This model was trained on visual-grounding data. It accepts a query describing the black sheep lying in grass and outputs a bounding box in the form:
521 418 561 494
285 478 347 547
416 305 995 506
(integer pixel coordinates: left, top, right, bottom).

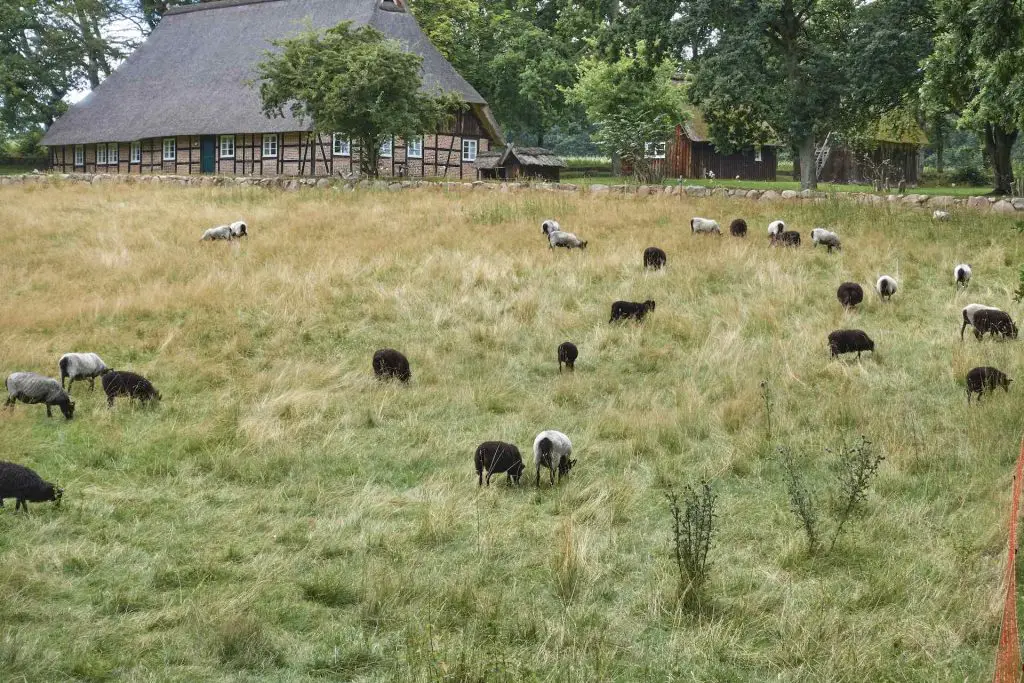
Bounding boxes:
372 348 411 382
475 441 525 486
828 329 875 359
966 366 1012 403
609 300 656 323
102 370 161 407
0 461 62 512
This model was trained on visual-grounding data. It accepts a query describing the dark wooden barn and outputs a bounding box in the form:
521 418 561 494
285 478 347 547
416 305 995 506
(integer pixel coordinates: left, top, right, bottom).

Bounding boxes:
475 145 566 181
795 117 928 187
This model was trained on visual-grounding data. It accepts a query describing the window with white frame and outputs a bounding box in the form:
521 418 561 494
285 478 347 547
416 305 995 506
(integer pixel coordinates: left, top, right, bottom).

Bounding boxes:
131 141 141 163
461 138 477 162
379 138 393 158
96 144 108 165
754 148 763 162
332 134 350 156
74 145 84 166
262 134 278 158
644 142 667 159
107 143 118 164
220 135 235 159
407 136 423 159
163 137 176 161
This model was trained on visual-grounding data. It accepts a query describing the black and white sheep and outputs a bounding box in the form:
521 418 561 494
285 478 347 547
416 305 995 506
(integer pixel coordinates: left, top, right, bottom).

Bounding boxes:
960 304 1000 340
730 218 748 237
58 352 110 392
372 348 411 382
954 264 971 289
970 308 1018 341
610 300 656 323
547 229 588 250
643 247 667 269
690 217 721 235
770 230 801 247
876 275 898 300
768 220 786 237
5 372 75 419
200 225 234 241
966 366 1012 403
533 430 576 487
557 342 578 372
0 461 62 512
810 228 841 252
101 370 161 407
828 329 875 358
836 282 864 309
475 441 525 486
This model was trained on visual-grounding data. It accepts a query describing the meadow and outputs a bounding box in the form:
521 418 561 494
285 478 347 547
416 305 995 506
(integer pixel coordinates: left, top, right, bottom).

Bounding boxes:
0 181 1022 681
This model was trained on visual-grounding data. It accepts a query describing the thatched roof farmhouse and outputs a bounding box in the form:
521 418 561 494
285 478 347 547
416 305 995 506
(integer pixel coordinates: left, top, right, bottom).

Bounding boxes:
42 0 503 179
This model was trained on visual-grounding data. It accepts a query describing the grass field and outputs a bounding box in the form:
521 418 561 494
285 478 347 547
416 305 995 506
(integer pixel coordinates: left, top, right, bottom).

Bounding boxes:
1 182 1023 681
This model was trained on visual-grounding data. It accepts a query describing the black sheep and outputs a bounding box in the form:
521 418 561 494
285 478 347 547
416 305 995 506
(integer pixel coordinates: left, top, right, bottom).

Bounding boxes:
836 282 864 309
828 329 875 358
610 300 656 323
966 366 1012 403
971 309 1018 341
729 218 748 237
771 231 801 247
372 348 411 382
101 370 161 407
643 247 667 270
475 441 524 486
0 461 62 512
557 342 578 372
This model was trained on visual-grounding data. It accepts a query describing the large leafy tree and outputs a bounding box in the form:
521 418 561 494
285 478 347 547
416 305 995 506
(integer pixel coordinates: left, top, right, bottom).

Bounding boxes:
922 0 1023 194
256 22 464 177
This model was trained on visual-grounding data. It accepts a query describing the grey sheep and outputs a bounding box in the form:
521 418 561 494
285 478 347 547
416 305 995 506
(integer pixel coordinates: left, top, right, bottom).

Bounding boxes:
5 372 75 419
533 430 576 487
59 352 110 392
810 228 841 252
966 366 1012 403
828 329 875 359
0 461 63 512
200 225 233 241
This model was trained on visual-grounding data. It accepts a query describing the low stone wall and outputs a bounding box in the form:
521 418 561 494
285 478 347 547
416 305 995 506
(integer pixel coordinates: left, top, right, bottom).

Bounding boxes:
3 171 1023 214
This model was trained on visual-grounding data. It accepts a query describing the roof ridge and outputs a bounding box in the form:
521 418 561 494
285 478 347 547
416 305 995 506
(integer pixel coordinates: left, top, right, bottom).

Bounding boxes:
164 0 288 17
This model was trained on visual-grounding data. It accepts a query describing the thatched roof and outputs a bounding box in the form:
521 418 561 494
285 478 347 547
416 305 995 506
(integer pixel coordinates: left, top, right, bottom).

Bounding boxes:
42 0 500 145
478 144 565 169
474 150 502 170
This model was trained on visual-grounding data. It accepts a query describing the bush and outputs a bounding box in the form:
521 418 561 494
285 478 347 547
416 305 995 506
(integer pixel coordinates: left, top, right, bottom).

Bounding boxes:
949 164 989 186
665 481 717 608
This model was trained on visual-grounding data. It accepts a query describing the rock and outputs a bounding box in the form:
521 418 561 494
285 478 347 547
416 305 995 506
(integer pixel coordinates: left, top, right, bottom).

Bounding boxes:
589 184 609 193
967 196 991 209
781 190 798 199
901 194 927 205
684 185 707 196
1013 198 1024 211
928 195 955 207
746 190 761 199
760 190 780 201
992 200 1016 214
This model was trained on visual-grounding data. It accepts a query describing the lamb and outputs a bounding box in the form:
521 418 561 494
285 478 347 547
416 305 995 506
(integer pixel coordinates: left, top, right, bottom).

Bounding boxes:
810 228 841 252
954 264 971 289
475 441 524 486
101 370 161 407
5 372 75 419
836 282 864 309
610 300 656 323
690 217 721 235
58 352 110 392
960 303 1000 340
547 229 588 250
0 462 63 512
828 329 875 358
770 230 801 247
229 220 248 237
557 342 578 372
643 247 667 269
970 308 1018 341
876 275 898 300
372 348 411 382
729 218 747 237
200 225 233 241
533 430 576 487
966 366 1012 403
768 220 786 237
933 210 951 221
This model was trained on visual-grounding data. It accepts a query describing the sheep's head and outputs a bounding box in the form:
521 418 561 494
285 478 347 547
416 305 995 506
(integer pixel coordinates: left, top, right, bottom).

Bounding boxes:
50 485 63 507
559 458 576 476
510 460 525 479
1010 322 1019 339
644 300 656 312
61 400 75 420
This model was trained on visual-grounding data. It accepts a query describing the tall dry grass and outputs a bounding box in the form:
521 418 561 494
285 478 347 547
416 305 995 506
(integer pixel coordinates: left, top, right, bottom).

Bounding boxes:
0 181 1021 680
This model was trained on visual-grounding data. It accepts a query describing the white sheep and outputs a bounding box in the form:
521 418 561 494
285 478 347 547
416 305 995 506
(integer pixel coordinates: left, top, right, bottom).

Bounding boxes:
58 352 110 392
876 275 898 300
547 229 588 249
961 303 1000 340
933 210 951 221
200 225 233 241
229 220 248 237
768 220 786 237
690 217 721 235
954 264 971 289
533 430 576 487
810 228 841 252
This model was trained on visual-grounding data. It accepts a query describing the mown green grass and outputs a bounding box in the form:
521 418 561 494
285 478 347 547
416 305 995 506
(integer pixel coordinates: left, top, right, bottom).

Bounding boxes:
0 182 1022 680
562 173 992 195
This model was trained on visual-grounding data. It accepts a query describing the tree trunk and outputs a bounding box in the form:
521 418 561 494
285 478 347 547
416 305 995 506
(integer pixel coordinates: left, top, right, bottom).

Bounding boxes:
984 123 1017 195
798 135 817 190
611 151 621 177
537 132 544 147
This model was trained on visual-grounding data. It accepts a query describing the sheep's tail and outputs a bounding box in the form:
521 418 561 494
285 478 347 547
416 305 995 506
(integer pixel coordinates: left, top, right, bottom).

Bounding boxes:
538 437 553 466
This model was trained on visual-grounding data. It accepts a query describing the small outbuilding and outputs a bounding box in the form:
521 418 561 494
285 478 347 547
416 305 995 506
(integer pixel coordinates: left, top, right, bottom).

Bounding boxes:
475 144 566 182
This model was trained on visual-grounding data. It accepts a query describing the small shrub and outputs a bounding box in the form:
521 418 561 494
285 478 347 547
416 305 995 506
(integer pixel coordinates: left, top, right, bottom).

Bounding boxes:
665 481 717 608
760 380 774 442
780 447 821 556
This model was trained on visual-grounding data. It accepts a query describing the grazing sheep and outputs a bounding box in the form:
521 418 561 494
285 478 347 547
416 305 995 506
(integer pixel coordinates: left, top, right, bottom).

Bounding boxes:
610 300 656 323
828 329 875 359
0 462 62 512
954 264 971 289
690 217 721 235
770 230 801 247
729 218 748 237
372 348 411 382
557 342 578 372
966 366 1012 403
960 303 1000 340
547 229 588 250
475 441 524 486
836 282 864 309
101 370 161 407
5 373 75 419
58 352 110 392
541 219 561 235
876 275 898 300
200 225 233 241
229 220 248 237
533 430 576 487
643 247 667 269
768 220 786 237
810 228 841 252
970 308 1018 341
933 210 951 221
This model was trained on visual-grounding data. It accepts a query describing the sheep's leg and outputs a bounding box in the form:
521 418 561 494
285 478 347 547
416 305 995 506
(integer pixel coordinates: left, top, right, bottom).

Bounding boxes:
549 466 555 486
536 465 541 487
960 321 969 340
89 377 95 391
107 395 115 408
66 377 75 394
15 499 24 512
46 404 52 417
4 396 14 410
